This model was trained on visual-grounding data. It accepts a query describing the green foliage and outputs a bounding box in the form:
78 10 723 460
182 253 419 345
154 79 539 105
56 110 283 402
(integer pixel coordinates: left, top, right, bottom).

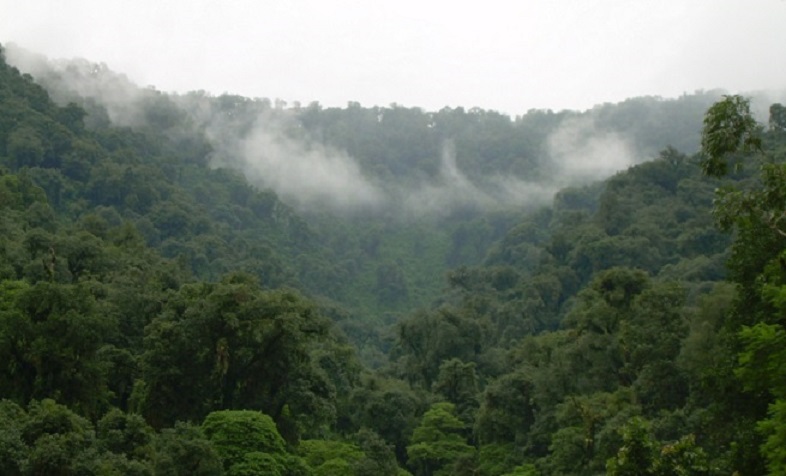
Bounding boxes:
696 95 786 473
96 409 154 461
500 464 537 476
737 323 786 474
736 322 786 395
407 402 475 476
475 443 523 476
700 95 762 177
139 278 340 436
5 43 786 476
226 451 285 476
474 370 537 446
299 439 363 475
7 126 45 168
0 280 114 416
21 399 96 476
201 409 286 472
394 308 486 388
757 399 786 475
653 433 711 476
606 417 656 476
607 417 712 476
432 358 479 425
152 422 223 476
347 376 426 463
547 390 637 473
353 429 401 476
0 400 27 476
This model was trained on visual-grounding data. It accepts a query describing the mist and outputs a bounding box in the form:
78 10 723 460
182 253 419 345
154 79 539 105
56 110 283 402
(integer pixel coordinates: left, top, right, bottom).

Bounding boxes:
4 45 649 218
546 115 637 183
396 143 564 218
207 110 639 217
232 120 384 212
4 44 151 128
212 118 566 217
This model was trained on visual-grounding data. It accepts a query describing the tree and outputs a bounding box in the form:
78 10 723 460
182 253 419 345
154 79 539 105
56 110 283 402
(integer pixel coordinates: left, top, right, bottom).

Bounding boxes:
139 276 337 438
152 422 223 476
0 280 114 417
623 282 690 412
700 94 761 178
607 417 711 476
353 429 400 476
652 434 711 476
395 308 485 388
21 399 96 476
474 370 537 447
547 389 637 474
201 410 286 470
432 358 479 426
606 417 655 476
348 376 425 464
406 402 475 476
769 103 786 132
7 126 45 168
96 409 154 462
200 409 310 476
737 321 786 474
0 400 27 476
298 439 363 475
698 95 781 474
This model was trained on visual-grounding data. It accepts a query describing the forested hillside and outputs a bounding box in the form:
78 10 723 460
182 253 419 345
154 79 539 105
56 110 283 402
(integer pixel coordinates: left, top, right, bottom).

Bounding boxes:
2 42 786 475
2 45 727 325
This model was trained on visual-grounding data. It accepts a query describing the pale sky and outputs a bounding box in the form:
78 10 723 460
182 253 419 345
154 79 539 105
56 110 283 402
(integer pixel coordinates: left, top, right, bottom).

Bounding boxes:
1 0 785 114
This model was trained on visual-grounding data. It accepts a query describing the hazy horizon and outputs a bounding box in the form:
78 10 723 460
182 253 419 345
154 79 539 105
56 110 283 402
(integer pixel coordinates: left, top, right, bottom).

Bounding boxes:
2 0 785 115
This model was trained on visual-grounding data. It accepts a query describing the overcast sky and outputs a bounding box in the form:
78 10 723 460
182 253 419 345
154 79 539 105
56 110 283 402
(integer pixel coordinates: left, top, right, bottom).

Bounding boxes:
1 0 784 114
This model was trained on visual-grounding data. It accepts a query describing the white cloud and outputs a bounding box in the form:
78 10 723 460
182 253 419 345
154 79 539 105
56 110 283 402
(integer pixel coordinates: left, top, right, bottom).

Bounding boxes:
547 115 636 183
235 120 384 212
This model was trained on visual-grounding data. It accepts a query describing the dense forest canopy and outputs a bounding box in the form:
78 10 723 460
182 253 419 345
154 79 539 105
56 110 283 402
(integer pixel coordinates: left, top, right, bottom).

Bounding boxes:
2 42 786 475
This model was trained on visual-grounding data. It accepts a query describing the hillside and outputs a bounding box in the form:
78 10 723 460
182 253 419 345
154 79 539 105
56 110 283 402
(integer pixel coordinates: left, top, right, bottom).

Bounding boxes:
2 44 726 323
2 43 786 475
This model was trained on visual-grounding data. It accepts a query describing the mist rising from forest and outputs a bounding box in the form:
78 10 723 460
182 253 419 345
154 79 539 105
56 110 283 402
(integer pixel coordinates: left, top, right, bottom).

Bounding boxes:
4 45 149 128
211 118 562 217
190 103 648 217
226 118 384 212
230 120 620 217
546 115 635 183
3 44 684 217
202 110 637 217
395 143 560 218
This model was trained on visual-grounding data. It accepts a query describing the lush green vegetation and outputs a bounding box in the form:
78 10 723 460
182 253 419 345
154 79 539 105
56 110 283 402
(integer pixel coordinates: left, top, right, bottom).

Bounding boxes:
2 43 786 474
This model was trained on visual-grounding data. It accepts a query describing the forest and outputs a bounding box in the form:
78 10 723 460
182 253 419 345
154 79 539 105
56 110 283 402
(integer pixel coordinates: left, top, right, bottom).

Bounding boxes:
1 42 786 475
